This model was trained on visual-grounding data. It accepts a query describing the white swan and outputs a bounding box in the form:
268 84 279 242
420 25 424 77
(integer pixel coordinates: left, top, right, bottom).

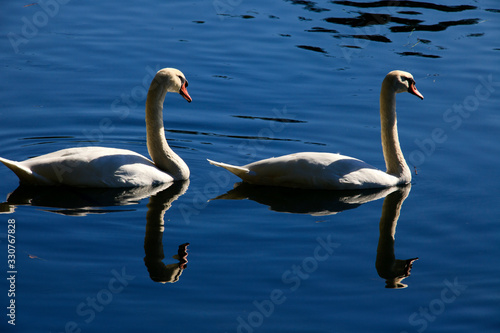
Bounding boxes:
0 68 192 188
208 70 423 190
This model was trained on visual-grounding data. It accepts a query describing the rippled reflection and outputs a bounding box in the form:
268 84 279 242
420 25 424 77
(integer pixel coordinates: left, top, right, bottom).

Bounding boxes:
284 0 330 13
333 1 476 13
283 0 487 58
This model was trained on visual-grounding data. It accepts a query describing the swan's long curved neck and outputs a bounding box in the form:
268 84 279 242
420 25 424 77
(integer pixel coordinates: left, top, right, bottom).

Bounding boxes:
380 84 411 183
145 83 189 180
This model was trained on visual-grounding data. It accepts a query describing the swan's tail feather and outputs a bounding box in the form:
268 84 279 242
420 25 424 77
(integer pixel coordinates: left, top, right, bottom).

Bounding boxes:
0 157 35 184
207 159 250 179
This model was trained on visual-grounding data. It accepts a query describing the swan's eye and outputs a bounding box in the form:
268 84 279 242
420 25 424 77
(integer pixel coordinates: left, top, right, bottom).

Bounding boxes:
178 76 188 87
401 77 415 88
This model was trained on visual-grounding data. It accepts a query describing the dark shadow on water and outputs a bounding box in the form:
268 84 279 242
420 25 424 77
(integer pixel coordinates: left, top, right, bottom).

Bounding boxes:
332 1 476 12
323 11 480 34
280 0 486 58
389 18 480 33
297 44 329 54
397 51 441 58
232 115 306 123
211 182 399 216
284 0 331 13
0 183 174 216
325 12 422 28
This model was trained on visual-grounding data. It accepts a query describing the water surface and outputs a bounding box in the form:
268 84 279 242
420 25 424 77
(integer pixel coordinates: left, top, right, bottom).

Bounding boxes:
1 1 499 332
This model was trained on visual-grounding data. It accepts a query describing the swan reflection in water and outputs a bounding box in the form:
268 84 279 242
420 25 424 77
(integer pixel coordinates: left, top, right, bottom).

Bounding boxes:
212 182 418 288
0 180 191 284
143 181 190 283
375 185 418 289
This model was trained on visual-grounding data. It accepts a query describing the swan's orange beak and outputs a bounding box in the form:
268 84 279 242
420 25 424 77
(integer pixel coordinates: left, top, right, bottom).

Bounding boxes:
408 82 424 100
179 81 192 103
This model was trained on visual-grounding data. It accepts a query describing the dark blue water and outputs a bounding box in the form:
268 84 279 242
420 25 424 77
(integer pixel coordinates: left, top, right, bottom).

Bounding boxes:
1 1 499 332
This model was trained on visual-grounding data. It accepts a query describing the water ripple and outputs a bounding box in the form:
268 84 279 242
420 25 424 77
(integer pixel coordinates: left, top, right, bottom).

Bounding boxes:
332 1 477 13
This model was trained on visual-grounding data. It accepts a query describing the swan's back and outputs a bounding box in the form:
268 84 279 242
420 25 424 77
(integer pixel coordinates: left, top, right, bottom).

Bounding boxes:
210 152 401 190
0 147 175 187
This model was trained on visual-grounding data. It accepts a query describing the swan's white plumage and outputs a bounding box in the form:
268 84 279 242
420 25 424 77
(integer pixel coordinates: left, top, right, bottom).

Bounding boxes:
209 70 424 190
0 68 192 188
210 152 400 190
0 147 175 187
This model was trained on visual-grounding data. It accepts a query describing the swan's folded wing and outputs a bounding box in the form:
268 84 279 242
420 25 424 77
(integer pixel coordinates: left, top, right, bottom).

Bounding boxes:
243 152 399 190
15 147 172 187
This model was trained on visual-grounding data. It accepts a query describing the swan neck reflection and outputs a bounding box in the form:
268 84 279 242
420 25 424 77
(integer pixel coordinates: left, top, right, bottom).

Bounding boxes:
376 185 418 289
144 180 190 283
